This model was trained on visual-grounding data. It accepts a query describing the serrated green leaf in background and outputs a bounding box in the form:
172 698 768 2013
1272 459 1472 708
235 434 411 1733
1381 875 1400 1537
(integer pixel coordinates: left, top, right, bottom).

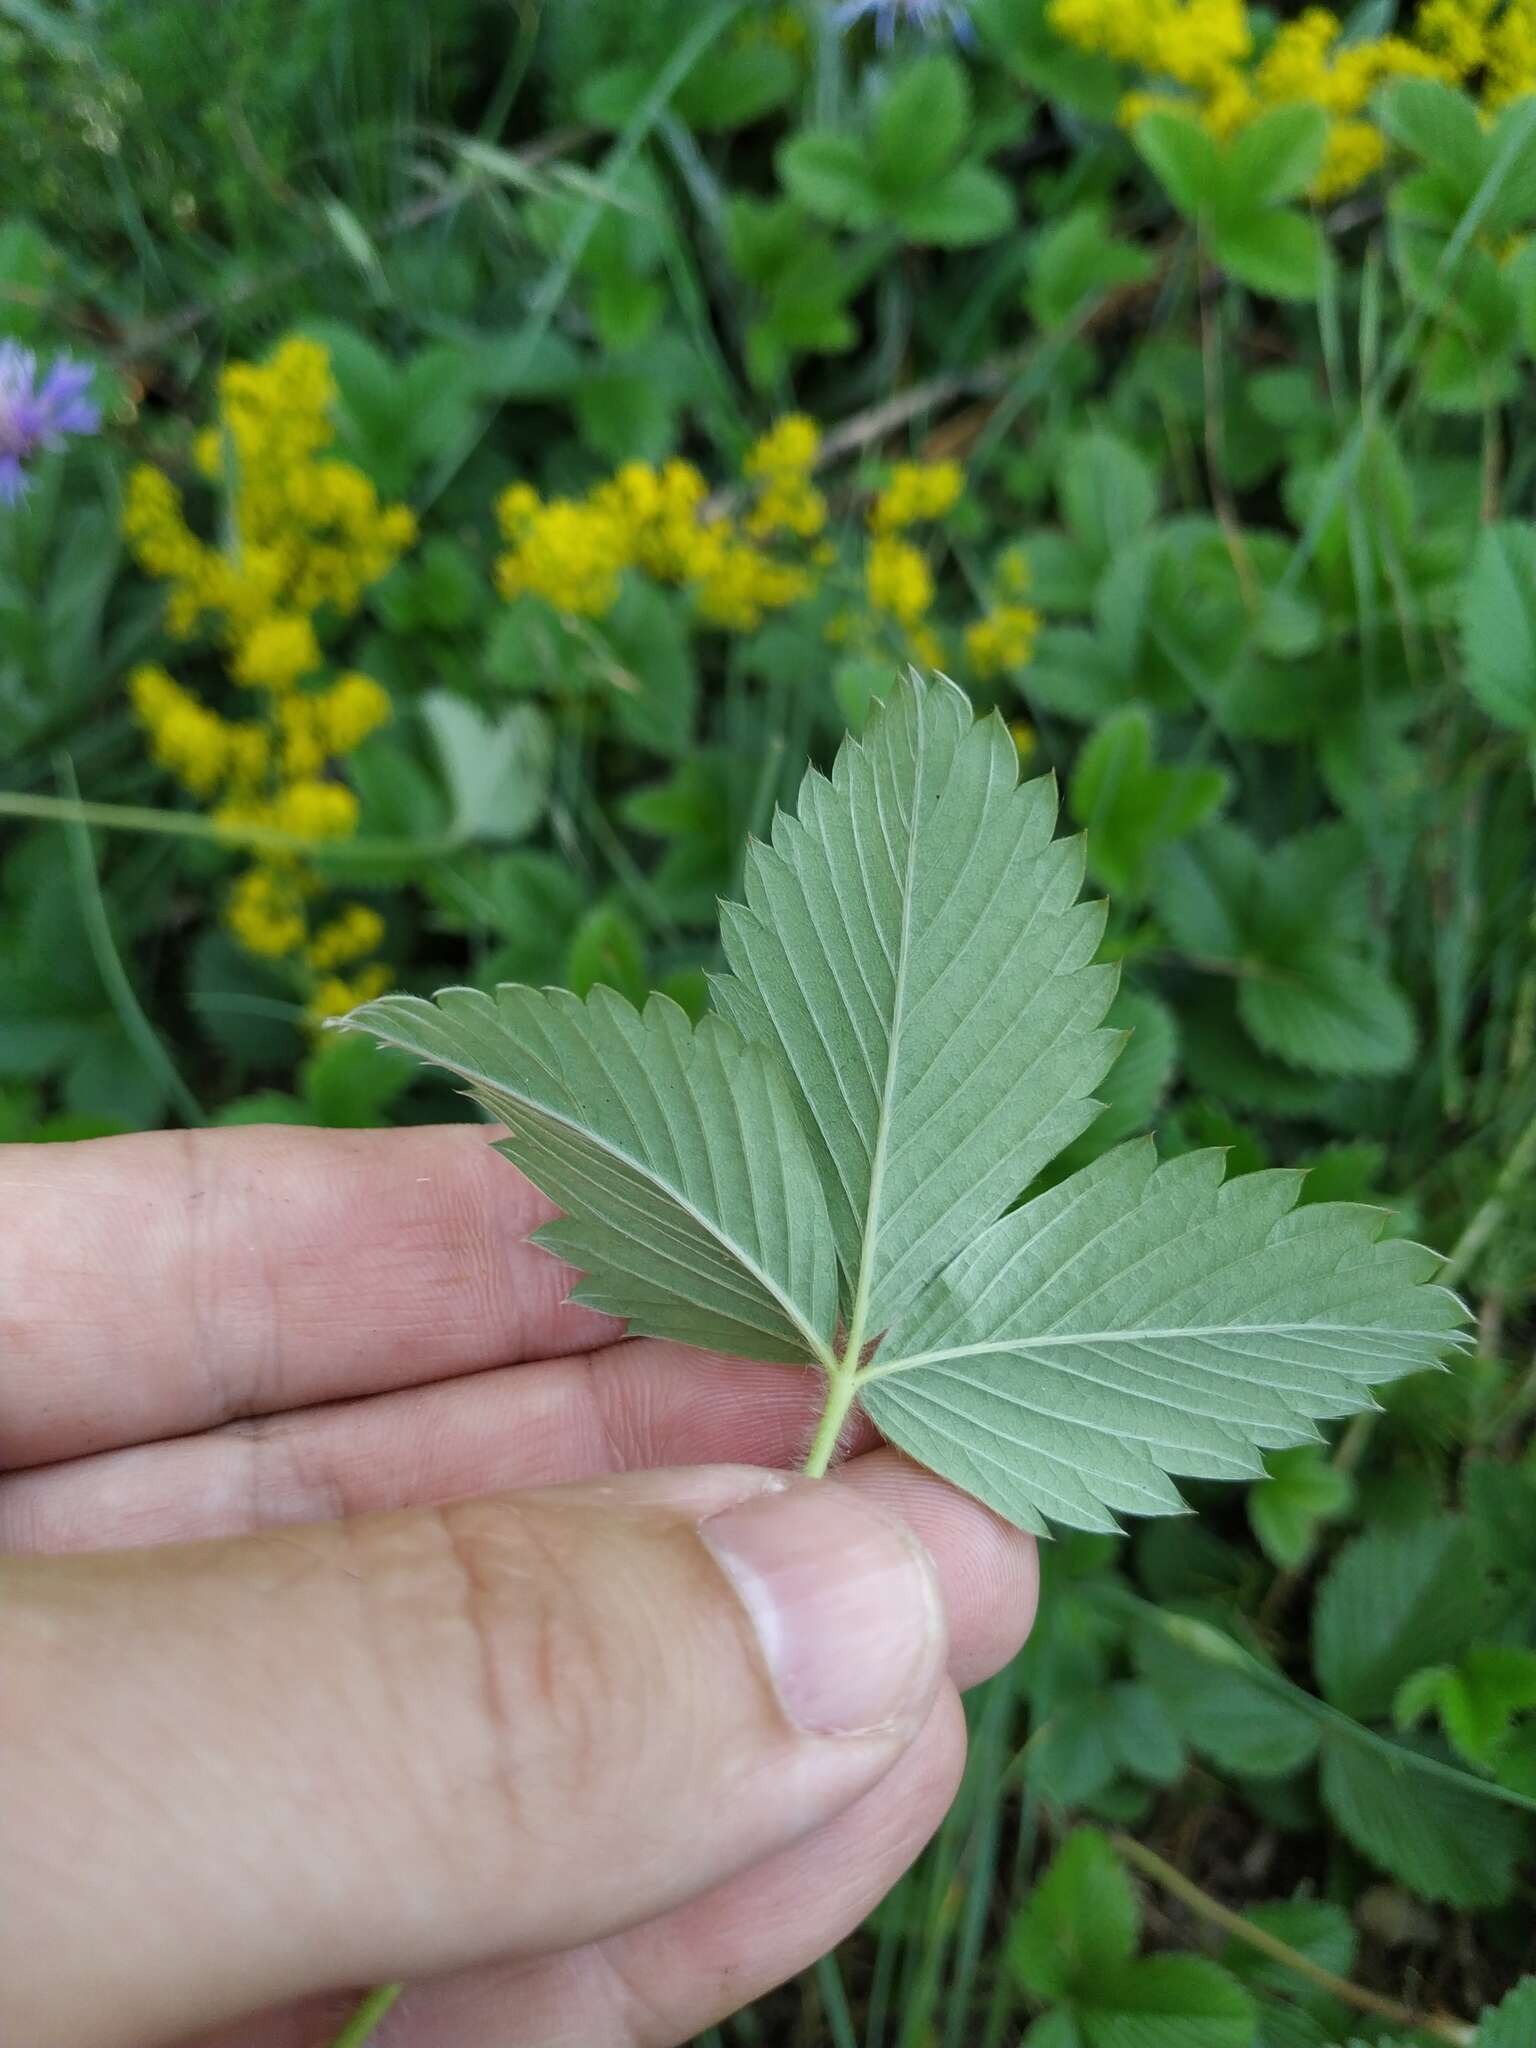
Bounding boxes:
1395 1645 1536 1765
1222 106 1328 207
1237 947 1417 1079
1070 706 1228 900
871 53 968 191
1209 211 1324 302
1077 1956 1257 2048
1010 1828 1139 2002
1134 110 1221 218
1460 522 1536 732
563 903 648 1007
1248 1444 1353 1569
1057 430 1159 563
777 130 883 229
1378 77 1488 196
1025 204 1156 332
1313 1517 1485 1719
1319 1728 1529 1905
891 161 1017 246
1133 1609 1321 1778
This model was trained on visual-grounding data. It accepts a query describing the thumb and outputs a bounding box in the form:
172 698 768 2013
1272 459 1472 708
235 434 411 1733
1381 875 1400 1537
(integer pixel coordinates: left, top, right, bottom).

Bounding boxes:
2 1465 947 2048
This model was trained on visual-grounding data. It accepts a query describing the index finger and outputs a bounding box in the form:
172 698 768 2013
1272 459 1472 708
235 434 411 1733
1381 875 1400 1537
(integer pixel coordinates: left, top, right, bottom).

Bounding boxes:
0 1124 621 1470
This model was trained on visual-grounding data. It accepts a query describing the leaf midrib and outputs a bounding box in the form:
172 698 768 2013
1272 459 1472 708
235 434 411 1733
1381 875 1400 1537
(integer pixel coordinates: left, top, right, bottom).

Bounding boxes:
861 1320 1466 1382
843 712 926 1355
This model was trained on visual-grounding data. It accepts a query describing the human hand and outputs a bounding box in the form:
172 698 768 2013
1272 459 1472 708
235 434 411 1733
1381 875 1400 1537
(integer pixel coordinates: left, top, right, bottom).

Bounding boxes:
0 1123 1037 2048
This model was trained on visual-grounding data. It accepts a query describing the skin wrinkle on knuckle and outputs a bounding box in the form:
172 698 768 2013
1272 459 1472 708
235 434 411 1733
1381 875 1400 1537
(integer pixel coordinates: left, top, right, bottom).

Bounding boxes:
581 1348 648 1476
233 1411 347 1530
586 1934 690 2048
409 1499 637 1879
177 1124 287 1430
417 1137 515 1347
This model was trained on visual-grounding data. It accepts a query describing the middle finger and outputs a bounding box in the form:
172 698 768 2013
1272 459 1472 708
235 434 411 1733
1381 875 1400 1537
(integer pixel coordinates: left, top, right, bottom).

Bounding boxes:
0 1341 1037 1692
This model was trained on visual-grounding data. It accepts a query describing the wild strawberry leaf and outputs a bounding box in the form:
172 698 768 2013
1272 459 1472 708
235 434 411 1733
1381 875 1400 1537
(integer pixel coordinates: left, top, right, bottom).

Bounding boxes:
343 673 1469 1535
342 983 839 1368
713 671 1119 1343
860 1144 1465 1534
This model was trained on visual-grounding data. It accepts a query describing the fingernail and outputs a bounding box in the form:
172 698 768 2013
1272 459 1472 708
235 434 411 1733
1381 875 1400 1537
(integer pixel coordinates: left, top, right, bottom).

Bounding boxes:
700 1482 945 1736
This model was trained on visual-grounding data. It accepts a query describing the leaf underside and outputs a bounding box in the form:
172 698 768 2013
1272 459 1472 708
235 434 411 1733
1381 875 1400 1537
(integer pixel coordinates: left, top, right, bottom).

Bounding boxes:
344 983 837 1365
862 1142 1464 1534
714 672 1120 1336
344 671 1470 1537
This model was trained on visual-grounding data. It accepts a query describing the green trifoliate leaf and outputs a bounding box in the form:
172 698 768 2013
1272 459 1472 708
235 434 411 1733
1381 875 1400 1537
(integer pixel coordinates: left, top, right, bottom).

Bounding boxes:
860 1143 1467 1534
345 672 1469 1538
1013 1841 1257 2048
1010 1828 1139 2002
342 984 838 1367
1074 1956 1258 2048
714 671 1119 1341
1237 948 1418 1078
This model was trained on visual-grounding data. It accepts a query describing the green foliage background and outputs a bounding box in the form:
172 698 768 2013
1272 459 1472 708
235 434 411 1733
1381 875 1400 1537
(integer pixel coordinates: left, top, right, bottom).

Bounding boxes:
3 0 1536 2040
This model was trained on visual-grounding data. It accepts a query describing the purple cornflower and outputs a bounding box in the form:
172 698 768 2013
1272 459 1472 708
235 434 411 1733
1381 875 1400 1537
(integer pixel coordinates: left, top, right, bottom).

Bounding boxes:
0 343 101 504
832 0 975 44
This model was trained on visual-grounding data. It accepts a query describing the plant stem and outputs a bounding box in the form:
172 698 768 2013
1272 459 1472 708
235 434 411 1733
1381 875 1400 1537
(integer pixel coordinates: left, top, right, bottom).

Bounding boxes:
325 1982 402 2048
1109 1833 1474 2045
56 755 207 1129
0 787 458 864
1441 1098 1536 1289
802 1364 861 1478
1105 1587 1536 1820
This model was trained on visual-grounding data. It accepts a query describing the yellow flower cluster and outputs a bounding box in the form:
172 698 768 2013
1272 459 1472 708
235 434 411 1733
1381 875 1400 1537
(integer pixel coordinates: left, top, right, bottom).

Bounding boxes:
494 420 826 637
124 337 410 1020
870 460 964 533
966 604 1043 679
854 458 963 668
494 426 1026 722
965 549 1042 679
743 414 828 540
124 338 415 654
130 665 268 798
866 536 935 627
1050 0 1536 197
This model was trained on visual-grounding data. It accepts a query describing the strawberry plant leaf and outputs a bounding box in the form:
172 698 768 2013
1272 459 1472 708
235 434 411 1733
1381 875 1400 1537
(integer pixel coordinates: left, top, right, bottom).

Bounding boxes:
861 1144 1463 1534
344 673 1469 1536
1318 1729 1528 1906
713 671 1119 1342
343 984 839 1368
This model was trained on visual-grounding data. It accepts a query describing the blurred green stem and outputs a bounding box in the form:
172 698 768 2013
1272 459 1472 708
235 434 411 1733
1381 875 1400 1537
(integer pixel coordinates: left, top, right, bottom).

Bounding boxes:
0 787 458 864
326 1982 401 2048
56 757 206 1128
1110 1833 1474 2044
1441 1099 1536 1290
